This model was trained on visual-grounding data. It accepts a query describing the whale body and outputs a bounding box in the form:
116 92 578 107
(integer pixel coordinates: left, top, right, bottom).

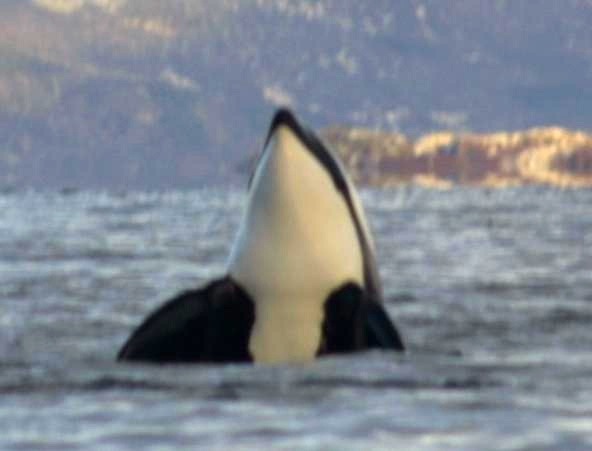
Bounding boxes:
117 109 404 364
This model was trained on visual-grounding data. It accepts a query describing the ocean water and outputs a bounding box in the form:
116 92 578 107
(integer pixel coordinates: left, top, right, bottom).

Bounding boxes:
1 187 591 450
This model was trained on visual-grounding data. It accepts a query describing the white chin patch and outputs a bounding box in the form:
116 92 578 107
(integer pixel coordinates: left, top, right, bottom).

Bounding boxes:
227 125 364 364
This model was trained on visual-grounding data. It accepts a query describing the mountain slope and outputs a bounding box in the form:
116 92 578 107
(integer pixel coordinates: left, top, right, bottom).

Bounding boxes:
1 0 592 188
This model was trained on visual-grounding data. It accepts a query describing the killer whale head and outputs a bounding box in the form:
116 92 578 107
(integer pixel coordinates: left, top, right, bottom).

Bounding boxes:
227 108 385 363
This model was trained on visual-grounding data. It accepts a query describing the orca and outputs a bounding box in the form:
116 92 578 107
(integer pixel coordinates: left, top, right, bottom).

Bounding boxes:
117 108 405 364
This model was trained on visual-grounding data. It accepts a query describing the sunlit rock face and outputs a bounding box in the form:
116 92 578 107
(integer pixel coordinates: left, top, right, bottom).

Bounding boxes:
323 127 592 189
34 0 125 15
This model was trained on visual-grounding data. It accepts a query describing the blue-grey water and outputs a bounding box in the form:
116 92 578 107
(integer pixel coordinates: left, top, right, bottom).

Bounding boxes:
1 188 591 450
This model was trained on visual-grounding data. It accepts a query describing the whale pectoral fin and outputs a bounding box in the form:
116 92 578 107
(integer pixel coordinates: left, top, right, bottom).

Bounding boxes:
320 283 405 355
364 301 405 352
319 283 366 354
117 277 255 363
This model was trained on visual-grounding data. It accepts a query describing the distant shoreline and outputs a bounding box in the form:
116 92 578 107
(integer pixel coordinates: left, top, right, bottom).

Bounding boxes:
322 126 592 189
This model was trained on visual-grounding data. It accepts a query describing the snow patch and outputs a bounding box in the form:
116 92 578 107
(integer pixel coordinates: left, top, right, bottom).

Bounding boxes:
336 48 358 75
263 85 294 107
160 69 200 92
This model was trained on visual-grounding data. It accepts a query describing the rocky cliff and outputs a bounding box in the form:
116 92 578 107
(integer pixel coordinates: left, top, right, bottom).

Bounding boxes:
323 127 592 189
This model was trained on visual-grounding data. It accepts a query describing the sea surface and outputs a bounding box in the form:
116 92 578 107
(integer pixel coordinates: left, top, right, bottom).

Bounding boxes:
1 187 591 450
